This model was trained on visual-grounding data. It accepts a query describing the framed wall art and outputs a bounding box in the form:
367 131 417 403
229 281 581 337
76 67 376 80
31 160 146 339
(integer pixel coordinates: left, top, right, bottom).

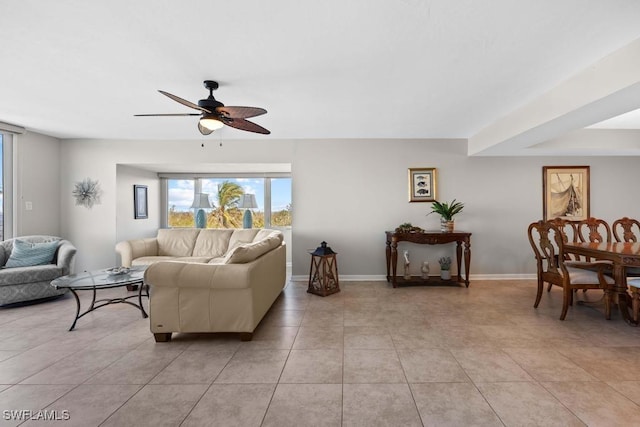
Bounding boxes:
134 185 148 219
542 166 590 221
408 167 437 202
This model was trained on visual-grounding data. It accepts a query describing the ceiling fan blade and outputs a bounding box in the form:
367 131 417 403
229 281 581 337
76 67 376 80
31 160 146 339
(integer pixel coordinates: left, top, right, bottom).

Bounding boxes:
134 113 201 116
158 90 211 113
198 122 214 135
216 106 267 119
224 118 270 135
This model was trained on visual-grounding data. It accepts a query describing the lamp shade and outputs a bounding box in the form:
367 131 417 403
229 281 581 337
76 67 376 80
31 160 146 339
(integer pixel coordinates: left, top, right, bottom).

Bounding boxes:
190 193 213 209
238 194 258 209
199 115 224 131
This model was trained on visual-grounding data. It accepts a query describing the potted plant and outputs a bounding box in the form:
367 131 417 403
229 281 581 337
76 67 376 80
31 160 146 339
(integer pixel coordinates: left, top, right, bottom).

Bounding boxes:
439 256 452 280
428 199 464 232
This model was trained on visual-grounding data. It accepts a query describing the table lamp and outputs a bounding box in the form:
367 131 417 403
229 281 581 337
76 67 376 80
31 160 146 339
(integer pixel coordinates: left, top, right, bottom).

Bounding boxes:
190 193 212 228
238 194 258 229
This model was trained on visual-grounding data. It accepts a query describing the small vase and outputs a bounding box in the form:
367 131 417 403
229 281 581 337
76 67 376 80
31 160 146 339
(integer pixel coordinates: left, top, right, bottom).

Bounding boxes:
421 261 430 279
440 269 451 280
440 218 454 232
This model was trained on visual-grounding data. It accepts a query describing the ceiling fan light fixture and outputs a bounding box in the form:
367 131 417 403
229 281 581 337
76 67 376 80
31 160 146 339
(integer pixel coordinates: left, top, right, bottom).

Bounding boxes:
199 115 224 131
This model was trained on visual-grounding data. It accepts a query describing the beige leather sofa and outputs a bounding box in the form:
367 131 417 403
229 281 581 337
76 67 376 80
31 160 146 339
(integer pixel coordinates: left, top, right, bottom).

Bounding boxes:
116 228 286 342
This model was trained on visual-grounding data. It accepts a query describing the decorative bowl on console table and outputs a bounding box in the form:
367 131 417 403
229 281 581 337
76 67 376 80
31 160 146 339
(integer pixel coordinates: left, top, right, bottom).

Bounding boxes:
394 223 424 233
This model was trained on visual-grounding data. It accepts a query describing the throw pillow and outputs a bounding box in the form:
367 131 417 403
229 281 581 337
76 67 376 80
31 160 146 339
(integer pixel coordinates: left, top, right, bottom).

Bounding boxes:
4 239 59 268
224 235 281 264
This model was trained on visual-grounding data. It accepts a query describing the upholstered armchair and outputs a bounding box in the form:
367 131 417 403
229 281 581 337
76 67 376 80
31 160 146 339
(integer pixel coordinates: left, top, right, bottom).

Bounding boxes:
0 236 76 305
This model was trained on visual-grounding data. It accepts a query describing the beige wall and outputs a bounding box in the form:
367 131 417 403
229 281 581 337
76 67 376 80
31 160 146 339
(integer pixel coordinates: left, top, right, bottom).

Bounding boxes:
41 137 639 277
115 164 161 248
292 139 640 278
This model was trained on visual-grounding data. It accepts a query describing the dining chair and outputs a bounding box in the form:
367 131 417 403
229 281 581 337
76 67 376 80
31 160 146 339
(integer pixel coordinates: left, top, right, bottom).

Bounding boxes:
627 278 640 323
548 217 579 258
528 220 615 320
577 217 612 244
546 217 580 292
547 217 612 290
612 217 640 243
575 218 617 276
612 217 640 279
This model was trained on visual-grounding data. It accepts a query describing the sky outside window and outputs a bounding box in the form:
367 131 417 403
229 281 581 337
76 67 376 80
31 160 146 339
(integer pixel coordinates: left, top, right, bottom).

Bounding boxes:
168 177 290 212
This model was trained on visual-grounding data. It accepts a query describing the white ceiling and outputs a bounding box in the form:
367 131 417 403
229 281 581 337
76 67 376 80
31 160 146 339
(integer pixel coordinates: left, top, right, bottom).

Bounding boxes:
2 0 640 155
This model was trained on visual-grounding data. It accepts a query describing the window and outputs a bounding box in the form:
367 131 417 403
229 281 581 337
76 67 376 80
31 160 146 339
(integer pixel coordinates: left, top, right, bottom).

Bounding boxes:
271 178 292 227
0 133 12 240
0 134 3 240
164 174 291 229
167 179 195 227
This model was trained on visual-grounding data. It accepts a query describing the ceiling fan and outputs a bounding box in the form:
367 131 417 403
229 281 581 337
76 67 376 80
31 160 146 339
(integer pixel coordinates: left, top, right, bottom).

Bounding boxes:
135 80 270 135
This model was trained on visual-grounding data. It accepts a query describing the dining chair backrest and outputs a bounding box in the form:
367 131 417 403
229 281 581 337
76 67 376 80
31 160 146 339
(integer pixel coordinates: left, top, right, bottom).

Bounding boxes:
612 217 640 242
547 217 578 243
576 217 612 243
547 217 580 261
528 220 565 281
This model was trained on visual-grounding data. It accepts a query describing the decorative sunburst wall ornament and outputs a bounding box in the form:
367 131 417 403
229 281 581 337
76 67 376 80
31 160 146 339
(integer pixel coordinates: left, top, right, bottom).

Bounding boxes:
72 178 102 208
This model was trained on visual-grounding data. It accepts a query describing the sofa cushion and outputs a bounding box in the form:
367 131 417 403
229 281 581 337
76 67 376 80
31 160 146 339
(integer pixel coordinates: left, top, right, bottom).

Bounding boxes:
225 234 283 264
157 229 201 257
173 256 214 263
0 264 63 286
5 240 59 268
192 229 234 257
132 256 177 266
227 229 260 250
253 229 282 242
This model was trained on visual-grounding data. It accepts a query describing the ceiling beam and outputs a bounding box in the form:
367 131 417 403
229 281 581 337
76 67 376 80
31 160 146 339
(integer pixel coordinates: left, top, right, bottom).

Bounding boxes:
468 38 640 156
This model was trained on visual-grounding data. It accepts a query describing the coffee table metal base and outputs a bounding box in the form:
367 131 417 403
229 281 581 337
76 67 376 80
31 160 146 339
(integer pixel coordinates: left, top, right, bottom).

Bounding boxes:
66 285 148 331
51 267 149 331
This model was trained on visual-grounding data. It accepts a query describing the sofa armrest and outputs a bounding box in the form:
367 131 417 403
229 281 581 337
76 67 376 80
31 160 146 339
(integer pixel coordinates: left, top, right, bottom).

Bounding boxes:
116 238 159 267
56 240 77 275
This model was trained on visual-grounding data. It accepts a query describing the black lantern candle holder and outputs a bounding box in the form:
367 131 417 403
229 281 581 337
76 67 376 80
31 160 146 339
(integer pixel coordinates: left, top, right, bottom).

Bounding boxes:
308 241 340 297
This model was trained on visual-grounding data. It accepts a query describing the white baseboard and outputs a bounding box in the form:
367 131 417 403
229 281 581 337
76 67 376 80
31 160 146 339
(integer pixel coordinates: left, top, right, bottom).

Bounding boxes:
469 274 536 281
290 274 536 282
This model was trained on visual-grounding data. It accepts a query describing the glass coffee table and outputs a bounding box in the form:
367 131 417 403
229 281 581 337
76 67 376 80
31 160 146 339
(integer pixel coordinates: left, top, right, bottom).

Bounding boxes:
51 266 149 331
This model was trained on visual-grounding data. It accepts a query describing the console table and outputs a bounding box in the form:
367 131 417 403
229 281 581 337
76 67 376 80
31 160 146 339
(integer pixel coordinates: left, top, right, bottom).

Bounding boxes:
385 231 472 288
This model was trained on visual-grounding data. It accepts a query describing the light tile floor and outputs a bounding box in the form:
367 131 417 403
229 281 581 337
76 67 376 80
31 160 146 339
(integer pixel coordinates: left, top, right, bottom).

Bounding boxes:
0 280 639 426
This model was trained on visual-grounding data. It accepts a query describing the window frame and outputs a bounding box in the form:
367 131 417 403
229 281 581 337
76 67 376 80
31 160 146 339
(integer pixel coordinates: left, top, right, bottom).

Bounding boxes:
159 173 291 230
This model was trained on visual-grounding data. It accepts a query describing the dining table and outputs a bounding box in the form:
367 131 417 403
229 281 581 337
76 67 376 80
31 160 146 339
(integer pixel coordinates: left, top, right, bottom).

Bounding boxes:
564 241 640 325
